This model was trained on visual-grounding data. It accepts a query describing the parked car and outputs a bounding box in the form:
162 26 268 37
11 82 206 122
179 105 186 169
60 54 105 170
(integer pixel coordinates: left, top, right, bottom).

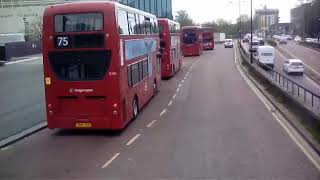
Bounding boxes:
283 59 304 75
285 35 292 40
243 36 249 43
224 39 233 48
257 46 275 69
279 37 287 44
250 40 260 52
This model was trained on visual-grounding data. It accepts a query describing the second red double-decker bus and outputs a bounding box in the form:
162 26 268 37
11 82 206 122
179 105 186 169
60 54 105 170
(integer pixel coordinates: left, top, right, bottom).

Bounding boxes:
201 27 214 50
180 26 203 56
42 1 161 130
158 18 182 78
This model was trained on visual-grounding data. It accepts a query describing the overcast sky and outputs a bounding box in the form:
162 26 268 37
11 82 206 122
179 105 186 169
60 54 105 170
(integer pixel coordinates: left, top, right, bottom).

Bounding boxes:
172 0 300 23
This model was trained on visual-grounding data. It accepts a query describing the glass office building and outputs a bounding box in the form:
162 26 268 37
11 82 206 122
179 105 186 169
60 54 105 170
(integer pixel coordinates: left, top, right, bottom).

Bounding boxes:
119 0 173 19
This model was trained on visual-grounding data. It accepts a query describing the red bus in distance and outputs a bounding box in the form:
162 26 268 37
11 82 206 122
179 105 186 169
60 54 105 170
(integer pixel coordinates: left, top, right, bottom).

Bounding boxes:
158 18 182 78
180 26 203 56
201 27 214 50
42 1 161 130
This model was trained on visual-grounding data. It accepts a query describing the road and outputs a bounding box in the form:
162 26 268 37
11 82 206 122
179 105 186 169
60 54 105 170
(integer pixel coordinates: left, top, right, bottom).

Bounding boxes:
279 41 320 76
0 56 45 141
242 42 320 96
0 45 319 179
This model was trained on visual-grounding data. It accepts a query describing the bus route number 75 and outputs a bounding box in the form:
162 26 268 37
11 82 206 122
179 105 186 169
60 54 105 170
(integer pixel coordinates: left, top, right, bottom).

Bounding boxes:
56 36 71 48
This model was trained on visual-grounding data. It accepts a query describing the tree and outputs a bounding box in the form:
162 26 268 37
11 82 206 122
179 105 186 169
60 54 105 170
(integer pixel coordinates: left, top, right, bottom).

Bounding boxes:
174 10 194 27
27 17 42 41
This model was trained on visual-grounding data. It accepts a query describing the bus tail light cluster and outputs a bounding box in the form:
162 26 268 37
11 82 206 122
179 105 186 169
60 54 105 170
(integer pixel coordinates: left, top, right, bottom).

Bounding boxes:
166 64 171 70
113 103 118 115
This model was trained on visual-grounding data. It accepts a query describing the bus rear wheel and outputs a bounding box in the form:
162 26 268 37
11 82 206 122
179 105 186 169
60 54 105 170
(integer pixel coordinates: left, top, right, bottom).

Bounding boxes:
153 80 158 94
133 97 138 119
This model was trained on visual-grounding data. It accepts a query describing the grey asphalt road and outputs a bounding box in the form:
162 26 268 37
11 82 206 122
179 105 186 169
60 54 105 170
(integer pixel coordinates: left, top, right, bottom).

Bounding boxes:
0 45 319 179
242 42 320 96
279 41 320 75
0 57 46 141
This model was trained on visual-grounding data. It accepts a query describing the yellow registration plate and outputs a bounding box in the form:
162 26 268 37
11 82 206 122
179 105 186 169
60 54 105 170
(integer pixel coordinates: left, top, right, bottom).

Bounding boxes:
75 122 92 128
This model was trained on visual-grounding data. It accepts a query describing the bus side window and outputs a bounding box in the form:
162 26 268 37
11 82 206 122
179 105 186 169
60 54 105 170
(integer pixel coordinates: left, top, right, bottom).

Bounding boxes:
127 12 136 35
145 17 152 35
153 19 158 34
127 65 132 87
139 15 145 35
118 9 129 35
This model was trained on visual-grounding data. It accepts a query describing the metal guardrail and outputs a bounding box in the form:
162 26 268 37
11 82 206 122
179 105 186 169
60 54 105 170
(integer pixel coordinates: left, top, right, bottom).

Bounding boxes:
238 41 320 114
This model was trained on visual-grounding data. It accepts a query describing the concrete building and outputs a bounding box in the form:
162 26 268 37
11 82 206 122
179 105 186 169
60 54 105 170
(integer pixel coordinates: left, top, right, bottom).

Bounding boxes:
0 0 173 34
255 6 279 37
291 1 320 38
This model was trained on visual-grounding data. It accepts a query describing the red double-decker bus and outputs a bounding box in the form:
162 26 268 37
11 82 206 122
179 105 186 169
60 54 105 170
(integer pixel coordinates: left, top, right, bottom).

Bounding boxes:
201 27 214 50
42 1 161 130
158 18 182 78
180 26 203 56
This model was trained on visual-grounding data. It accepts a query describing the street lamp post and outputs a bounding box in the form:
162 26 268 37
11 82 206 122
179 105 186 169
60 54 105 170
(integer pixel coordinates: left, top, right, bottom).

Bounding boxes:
250 0 253 63
23 17 28 41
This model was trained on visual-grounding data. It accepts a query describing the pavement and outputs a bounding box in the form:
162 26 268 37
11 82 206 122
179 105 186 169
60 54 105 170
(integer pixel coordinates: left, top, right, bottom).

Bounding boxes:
0 55 45 141
0 45 319 179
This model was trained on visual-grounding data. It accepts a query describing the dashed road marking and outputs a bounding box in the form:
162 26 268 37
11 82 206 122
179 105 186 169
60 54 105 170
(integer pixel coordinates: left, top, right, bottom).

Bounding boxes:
126 134 141 146
0 146 10 151
181 80 185 83
168 100 173 106
176 88 180 92
178 83 182 88
147 120 157 128
102 153 120 168
160 109 167 116
172 94 177 99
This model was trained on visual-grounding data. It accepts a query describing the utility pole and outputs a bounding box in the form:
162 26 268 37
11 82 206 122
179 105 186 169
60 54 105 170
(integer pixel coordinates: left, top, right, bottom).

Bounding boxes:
250 0 253 63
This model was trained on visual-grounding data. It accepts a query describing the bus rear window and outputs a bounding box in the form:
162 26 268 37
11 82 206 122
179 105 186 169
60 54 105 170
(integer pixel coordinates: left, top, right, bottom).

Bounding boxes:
183 30 197 44
261 52 273 56
55 13 103 32
159 24 164 34
49 51 111 81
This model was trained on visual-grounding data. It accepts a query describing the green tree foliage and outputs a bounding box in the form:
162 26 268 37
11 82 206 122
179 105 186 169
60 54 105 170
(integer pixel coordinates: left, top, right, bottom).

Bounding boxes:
174 10 194 27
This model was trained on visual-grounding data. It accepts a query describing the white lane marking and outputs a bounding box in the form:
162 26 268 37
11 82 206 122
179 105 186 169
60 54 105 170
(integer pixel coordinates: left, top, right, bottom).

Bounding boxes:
234 47 320 172
305 75 320 90
126 134 141 146
178 83 182 88
168 100 173 106
172 94 177 99
271 113 320 171
181 80 185 83
184 76 186 80
0 146 10 151
147 120 157 128
176 88 180 92
6 57 40 65
160 109 167 116
102 153 120 169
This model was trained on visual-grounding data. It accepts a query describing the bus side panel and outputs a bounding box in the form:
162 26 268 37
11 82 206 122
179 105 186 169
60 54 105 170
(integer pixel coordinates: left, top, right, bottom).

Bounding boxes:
160 21 173 78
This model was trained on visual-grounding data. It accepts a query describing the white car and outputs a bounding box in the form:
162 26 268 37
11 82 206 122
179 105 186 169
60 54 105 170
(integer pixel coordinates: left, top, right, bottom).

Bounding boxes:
224 39 233 48
294 36 301 42
283 59 304 75
306 38 313 43
250 40 260 51
279 37 287 44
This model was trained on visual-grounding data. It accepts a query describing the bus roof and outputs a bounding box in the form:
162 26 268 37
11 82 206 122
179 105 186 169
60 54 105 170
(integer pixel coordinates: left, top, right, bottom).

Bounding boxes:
158 18 179 25
181 26 201 30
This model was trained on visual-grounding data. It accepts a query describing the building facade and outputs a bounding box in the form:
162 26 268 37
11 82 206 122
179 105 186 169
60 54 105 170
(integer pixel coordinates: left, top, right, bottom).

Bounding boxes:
0 0 173 34
291 1 320 38
255 6 279 37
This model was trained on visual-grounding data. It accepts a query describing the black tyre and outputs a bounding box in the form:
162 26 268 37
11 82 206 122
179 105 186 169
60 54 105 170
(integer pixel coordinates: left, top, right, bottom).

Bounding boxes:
132 97 138 119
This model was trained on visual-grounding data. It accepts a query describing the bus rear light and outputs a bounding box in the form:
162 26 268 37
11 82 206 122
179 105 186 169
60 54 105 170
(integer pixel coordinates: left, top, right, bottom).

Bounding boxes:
48 111 53 115
113 111 118 115
113 103 118 108
48 104 52 108
105 34 110 38
45 77 51 85
49 36 53 40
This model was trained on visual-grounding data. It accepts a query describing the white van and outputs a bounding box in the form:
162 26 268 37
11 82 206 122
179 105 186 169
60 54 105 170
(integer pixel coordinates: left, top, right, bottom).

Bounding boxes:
256 46 275 69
